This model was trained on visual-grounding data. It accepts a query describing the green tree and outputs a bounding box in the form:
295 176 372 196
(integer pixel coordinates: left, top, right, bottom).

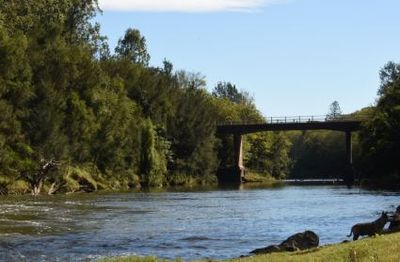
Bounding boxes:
360 61 400 183
212 81 253 105
327 101 342 120
115 28 150 65
289 131 346 179
378 61 400 95
139 120 167 187
245 133 271 173
167 85 218 179
268 132 291 179
0 26 34 189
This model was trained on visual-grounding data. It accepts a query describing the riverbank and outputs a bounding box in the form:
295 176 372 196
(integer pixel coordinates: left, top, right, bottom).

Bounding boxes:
102 232 400 261
232 232 400 262
0 170 280 196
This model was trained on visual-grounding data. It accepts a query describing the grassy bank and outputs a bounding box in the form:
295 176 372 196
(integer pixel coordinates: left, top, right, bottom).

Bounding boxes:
243 171 280 184
102 232 400 262
231 232 400 262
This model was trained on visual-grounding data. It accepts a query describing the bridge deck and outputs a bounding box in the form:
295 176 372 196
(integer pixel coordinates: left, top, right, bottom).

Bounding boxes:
217 120 361 134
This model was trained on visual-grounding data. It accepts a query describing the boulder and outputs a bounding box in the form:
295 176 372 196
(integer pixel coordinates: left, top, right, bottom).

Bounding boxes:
250 230 319 254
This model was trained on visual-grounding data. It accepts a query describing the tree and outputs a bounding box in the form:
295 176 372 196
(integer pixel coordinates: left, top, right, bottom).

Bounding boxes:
268 132 292 179
139 120 167 187
0 24 35 191
19 159 59 195
176 71 206 90
327 101 342 120
289 131 346 179
212 81 253 105
359 61 400 182
245 133 271 173
378 61 400 95
115 28 150 65
166 85 218 179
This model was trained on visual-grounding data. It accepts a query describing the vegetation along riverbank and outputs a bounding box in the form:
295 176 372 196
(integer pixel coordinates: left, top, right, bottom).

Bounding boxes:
1 1 400 196
101 232 400 262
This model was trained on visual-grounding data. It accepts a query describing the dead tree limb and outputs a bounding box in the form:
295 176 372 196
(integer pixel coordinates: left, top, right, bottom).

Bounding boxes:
19 159 59 196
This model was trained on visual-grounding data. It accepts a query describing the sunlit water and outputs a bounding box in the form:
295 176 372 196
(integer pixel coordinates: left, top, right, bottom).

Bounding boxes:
0 185 399 261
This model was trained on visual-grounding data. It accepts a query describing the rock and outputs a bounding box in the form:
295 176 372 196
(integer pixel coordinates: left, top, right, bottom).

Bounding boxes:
388 211 400 230
251 245 281 254
250 230 319 254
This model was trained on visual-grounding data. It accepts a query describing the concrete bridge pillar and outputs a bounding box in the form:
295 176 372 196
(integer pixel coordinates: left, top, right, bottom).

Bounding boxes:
346 131 352 165
216 133 244 185
344 131 354 186
232 133 245 183
234 133 244 171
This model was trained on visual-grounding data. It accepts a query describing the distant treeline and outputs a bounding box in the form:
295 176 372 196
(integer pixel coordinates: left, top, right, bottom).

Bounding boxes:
0 1 399 195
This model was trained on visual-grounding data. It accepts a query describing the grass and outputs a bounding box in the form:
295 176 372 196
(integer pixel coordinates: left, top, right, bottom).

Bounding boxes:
230 234 400 262
242 171 283 188
101 232 400 262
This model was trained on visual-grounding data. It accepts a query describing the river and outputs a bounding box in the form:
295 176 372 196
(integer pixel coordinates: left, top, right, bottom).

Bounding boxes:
0 185 399 261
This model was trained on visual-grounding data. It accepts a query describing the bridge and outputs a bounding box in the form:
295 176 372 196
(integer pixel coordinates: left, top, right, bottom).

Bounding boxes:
216 114 367 186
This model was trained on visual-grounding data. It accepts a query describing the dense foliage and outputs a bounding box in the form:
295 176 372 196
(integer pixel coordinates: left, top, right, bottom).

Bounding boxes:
0 0 292 194
359 62 400 186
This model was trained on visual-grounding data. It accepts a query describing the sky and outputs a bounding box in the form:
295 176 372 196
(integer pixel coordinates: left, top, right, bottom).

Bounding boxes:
95 0 400 117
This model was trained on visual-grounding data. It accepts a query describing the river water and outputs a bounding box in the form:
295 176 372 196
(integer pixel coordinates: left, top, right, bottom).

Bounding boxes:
0 185 399 261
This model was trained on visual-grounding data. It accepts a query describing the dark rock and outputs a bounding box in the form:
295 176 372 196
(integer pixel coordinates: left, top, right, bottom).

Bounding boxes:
388 208 400 230
250 230 319 254
251 245 281 254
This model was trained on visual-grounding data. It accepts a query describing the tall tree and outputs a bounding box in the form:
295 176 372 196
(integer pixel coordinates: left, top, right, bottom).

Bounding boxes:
360 61 400 182
115 28 150 66
212 81 253 105
139 120 167 187
378 61 400 95
0 25 34 187
327 101 342 120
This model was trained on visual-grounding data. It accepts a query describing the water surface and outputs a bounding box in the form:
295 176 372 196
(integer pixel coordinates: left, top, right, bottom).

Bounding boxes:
0 185 399 261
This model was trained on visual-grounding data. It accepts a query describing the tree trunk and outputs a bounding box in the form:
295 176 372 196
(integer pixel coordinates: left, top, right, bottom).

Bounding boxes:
20 159 59 196
32 179 43 196
48 181 65 195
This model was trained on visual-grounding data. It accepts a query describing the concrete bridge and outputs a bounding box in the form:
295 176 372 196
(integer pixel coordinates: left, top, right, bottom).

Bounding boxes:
216 115 366 186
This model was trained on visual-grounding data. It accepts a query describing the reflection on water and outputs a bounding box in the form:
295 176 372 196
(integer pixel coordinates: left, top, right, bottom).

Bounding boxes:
0 185 399 261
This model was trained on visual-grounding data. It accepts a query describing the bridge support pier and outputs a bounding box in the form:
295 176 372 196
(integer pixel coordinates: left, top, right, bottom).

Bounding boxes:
233 133 245 182
217 133 244 185
344 131 354 187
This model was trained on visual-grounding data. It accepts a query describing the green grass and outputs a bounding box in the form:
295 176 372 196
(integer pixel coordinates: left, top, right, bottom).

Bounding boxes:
230 232 400 262
243 171 275 183
242 171 284 189
101 232 400 262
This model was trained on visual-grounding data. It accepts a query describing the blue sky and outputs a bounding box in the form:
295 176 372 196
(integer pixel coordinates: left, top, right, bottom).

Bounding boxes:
96 0 400 117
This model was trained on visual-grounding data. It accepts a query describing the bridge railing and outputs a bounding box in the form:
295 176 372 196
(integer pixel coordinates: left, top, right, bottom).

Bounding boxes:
218 114 371 125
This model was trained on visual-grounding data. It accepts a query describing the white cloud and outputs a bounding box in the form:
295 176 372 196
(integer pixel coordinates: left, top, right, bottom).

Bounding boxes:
98 0 283 12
